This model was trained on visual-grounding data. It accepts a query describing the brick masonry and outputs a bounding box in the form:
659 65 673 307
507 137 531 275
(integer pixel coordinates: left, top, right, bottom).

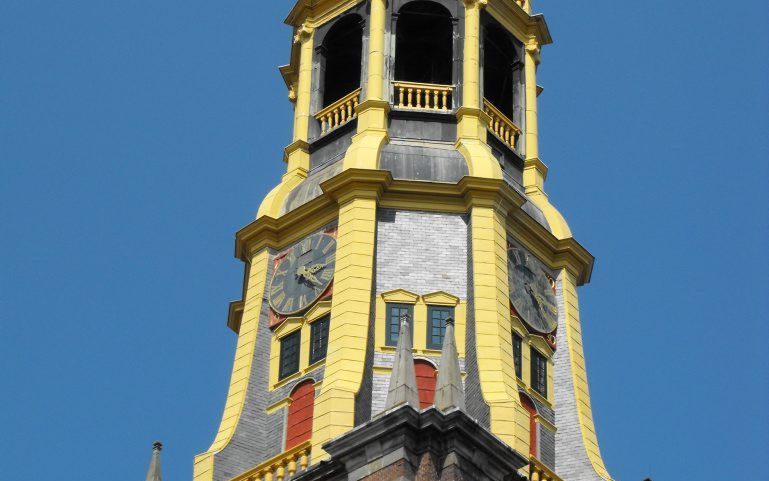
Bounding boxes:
553 274 607 481
375 209 468 298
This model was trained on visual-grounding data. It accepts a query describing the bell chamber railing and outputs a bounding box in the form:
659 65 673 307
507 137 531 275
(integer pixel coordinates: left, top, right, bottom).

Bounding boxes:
315 88 361 136
392 81 453 112
229 441 311 481
483 98 522 151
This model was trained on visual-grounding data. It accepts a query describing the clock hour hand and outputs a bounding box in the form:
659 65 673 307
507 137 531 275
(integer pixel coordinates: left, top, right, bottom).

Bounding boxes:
307 262 327 274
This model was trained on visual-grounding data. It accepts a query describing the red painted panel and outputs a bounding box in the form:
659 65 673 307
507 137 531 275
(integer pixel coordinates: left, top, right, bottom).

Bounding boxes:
286 381 315 449
520 393 538 456
414 360 437 409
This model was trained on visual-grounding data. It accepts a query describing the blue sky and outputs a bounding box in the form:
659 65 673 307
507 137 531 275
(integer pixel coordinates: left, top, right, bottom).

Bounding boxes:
1 1 767 481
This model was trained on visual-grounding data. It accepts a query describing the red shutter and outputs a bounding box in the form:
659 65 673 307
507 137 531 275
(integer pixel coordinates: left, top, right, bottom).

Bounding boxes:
286 381 315 449
520 394 538 456
414 360 437 409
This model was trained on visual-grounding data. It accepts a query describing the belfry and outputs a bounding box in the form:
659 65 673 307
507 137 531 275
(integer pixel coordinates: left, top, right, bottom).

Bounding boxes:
194 1 615 481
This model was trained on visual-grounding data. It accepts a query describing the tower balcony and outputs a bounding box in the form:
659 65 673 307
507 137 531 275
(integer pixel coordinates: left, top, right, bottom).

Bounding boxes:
229 441 312 481
315 88 361 137
392 81 453 112
483 98 522 152
528 455 563 481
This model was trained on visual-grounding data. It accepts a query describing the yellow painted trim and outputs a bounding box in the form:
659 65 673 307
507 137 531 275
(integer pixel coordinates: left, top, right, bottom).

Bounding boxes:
269 302 332 390
193 249 271 481
310 190 379 461
381 289 419 304
421 291 460 306
265 398 292 415
559 269 613 480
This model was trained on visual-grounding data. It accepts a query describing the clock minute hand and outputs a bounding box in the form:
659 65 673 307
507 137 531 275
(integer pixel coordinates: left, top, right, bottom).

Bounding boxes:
307 262 327 274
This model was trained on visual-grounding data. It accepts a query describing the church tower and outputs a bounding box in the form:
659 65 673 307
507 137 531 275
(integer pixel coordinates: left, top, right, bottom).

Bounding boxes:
194 1 615 481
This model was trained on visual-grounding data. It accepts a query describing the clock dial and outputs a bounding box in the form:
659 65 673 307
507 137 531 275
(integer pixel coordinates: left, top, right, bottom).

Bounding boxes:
269 233 336 316
507 246 558 334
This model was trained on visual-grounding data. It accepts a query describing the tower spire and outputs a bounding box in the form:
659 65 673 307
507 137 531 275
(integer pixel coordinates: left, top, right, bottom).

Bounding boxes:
383 313 420 411
434 317 465 412
144 441 163 481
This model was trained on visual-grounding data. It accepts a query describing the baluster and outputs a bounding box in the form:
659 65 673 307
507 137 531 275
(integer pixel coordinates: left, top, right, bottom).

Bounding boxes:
299 448 309 471
416 89 423 108
407 88 413 108
347 100 353 119
530 468 540 481
442 90 448 110
353 96 359 111
288 457 297 477
277 463 286 481
265 469 273 481
341 104 347 123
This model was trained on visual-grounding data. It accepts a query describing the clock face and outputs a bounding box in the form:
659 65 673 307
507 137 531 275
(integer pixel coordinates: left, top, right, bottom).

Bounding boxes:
507 245 558 334
269 233 336 316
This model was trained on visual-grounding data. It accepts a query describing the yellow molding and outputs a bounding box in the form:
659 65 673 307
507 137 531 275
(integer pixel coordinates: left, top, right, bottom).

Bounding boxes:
381 289 419 304
485 0 552 46
285 0 363 28
265 397 292 415
421 291 460 306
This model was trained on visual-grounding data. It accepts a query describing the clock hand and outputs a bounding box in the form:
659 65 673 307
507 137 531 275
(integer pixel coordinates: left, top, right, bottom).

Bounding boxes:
307 262 328 274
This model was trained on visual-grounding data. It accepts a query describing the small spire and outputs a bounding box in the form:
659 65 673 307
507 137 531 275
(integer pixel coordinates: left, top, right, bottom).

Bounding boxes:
434 318 465 412
384 313 420 410
145 441 163 481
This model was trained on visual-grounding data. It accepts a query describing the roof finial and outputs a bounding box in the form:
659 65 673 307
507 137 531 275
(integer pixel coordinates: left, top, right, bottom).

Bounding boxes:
145 441 163 481
434 318 465 412
384 312 420 411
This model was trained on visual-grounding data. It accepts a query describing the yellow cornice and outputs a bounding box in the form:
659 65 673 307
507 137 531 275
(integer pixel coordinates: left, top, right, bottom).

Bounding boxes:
236 169 593 283
227 300 245 334
285 0 362 28
485 0 552 46
508 208 594 285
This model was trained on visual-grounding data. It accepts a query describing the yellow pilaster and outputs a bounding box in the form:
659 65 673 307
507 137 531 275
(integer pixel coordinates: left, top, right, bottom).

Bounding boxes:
257 25 314 219
310 180 381 461
193 250 271 481
456 0 503 180
292 24 315 144
342 0 389 171
559 269 612 480
466 193 526 453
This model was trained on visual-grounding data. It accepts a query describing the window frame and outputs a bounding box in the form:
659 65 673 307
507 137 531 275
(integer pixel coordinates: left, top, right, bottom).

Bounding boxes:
512 331 523 379
309 315 331 364
426 305 454 350
279 330 302 380
385 303 414 346
530 348 548 398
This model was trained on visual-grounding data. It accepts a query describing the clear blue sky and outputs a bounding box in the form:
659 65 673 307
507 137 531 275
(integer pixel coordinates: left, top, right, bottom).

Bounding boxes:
1 1 767 480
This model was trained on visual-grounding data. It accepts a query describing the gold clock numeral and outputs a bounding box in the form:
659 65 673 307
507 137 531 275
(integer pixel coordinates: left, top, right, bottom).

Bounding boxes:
320 269 333 281
283 298 295 312
272 291 286 306
322 239 334 254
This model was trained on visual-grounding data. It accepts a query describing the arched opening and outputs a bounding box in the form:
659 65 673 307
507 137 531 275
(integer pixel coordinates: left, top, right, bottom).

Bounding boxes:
321 15 363 107
285 380 315 449
520 392 538 457
414 359 437 409
394 2 453 85
482 23 521 120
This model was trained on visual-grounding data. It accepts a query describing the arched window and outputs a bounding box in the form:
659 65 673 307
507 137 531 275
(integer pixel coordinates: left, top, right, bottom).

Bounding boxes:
414 359 437 409
285 380 315 449
483 23 522 120
394 2 453 85
321 15 363 107
520 393 538 457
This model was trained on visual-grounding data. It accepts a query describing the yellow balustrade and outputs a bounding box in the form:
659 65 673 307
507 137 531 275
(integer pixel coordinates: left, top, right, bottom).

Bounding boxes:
392 81 453 111
528 456 562 481
483 98 522 151
314 88 361 136
230 441 312 481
